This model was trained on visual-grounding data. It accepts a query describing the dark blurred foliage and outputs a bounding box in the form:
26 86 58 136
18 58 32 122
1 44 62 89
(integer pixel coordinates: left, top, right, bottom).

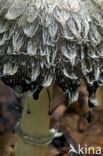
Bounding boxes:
0 81 23 134
0 81 103 156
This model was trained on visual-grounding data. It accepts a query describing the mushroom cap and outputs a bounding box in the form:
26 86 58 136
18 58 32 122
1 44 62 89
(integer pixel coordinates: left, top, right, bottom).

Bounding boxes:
0 0 103 103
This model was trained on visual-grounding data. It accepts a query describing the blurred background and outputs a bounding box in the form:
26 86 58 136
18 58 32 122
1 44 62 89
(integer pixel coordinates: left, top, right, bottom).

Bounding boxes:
0 80 103 156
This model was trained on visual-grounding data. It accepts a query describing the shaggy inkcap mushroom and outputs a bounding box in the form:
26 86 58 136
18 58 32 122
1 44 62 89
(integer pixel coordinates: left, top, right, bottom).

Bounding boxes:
1 0 103 156
0 0 103 106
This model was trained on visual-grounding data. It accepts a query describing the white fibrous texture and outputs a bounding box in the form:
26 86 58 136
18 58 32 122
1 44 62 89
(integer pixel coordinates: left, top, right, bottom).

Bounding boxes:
0 0 103 104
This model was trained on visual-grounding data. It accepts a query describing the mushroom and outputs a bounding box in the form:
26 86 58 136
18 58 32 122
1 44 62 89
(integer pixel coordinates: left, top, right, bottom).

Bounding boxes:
0 0 103 155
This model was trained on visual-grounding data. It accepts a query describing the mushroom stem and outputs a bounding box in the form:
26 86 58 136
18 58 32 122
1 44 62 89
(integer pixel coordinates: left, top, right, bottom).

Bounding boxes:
16 85 53 156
